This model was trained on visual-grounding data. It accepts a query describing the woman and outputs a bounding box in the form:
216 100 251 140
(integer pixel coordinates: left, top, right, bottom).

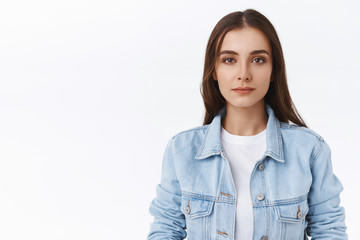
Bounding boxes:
147 9 347 240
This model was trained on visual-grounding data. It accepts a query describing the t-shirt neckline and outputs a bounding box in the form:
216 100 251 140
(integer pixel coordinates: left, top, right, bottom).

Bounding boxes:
221 126 266 145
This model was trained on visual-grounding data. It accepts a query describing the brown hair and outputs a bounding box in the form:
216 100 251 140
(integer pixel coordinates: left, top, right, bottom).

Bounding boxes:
200 9 307 127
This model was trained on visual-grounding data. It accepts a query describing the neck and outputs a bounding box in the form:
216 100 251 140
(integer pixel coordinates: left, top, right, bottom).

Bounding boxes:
221 101 268 136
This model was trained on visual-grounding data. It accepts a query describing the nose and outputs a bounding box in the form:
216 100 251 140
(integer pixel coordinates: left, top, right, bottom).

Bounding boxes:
237 61 251 81
239 75 250 80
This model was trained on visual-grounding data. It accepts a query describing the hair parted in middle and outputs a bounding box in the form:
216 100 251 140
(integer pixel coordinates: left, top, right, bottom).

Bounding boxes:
200 9 307 128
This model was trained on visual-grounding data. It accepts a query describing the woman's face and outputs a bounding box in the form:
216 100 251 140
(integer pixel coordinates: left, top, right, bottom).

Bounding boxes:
213 27 273 109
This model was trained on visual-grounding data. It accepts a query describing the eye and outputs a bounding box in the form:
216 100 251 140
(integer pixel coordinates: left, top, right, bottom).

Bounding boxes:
223 58 235 63
252 57 266 64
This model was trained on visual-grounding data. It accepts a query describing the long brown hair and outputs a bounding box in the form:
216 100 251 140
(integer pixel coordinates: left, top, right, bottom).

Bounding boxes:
200 9 307 127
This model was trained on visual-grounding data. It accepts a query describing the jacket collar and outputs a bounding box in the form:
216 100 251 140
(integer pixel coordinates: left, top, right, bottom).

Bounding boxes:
195 103 285 163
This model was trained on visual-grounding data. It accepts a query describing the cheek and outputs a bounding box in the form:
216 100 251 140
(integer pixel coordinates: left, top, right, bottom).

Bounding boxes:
217 75 234 90
252 64 272 75
252 68 272 85
217 69 238 83
217 79 232 98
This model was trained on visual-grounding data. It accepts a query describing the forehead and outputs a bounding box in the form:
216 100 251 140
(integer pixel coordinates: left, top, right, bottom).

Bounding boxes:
220 27 271 54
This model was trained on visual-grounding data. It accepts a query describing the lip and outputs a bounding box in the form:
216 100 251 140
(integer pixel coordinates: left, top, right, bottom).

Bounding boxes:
233 87 255 90
232 87 254 94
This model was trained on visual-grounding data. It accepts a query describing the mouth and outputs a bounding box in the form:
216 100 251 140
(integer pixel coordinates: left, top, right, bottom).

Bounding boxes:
233 87 255 90
232 87 255 94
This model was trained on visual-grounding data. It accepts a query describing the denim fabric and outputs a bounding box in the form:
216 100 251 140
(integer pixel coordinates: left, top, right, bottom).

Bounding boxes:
147 103 347 240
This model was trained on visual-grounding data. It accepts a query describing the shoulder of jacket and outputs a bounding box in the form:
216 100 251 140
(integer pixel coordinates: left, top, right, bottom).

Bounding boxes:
279 122 324 142
279 122 329 167
169 124 209 141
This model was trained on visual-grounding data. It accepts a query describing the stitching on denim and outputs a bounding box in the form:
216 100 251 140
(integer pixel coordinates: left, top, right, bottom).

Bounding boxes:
217 151 236 205
281 221 285 239
279 122 323 141
205 213 208 240
272 194 308 205
182 201 214 219
195 125 211 158
253 194 308 207
182 190 216 200
169 138 182 191
262 165 268 203
231 202 235 239
265 151 284 163
276 119 283 160
218 150 226 196
181 192 236 204
197 151 221 159
220 167 226 203
217 167 227 240
309 138 324 169
220 150 237 205
203 211 205 240
173 124 209 159
175 125 207 136
274 201 308 224
267 201 270 237
216 198 220 240
263 169 270 235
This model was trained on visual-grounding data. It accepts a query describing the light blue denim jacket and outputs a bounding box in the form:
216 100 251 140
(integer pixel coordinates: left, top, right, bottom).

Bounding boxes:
148 103 347 240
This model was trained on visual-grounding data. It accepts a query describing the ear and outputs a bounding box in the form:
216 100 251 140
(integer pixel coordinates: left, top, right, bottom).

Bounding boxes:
213 72 217 81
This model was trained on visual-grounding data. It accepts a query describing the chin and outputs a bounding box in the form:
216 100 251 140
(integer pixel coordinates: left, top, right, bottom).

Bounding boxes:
227 100 264 109
229 103 255 109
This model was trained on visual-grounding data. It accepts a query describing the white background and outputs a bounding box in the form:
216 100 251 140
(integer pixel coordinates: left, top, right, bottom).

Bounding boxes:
0 0 359 239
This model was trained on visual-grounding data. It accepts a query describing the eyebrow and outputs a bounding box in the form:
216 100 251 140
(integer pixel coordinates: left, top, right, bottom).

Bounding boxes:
219 49 270 56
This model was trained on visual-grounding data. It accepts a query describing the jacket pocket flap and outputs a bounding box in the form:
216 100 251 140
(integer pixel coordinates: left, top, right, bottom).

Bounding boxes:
180 196 215 219
275 200 309 223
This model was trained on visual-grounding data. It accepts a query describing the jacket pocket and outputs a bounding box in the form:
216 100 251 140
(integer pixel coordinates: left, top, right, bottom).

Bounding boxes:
274 199 309 240
180 195 215 240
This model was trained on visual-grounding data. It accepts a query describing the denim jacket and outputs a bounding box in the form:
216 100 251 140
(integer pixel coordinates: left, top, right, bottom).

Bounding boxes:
147 103 347 240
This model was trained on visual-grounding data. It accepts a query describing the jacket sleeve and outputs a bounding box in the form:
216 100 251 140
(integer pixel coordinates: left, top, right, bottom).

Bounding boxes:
305 138 348 239
147 137 187 240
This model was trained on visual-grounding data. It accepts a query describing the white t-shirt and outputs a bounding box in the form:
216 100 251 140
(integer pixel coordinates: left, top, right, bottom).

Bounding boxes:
220 126 267 240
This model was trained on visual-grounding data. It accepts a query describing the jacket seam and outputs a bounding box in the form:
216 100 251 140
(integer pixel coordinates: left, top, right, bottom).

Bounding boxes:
279 123 323 141
309 138 324 169
307 193 343 208
173 125 208 137
169 138 182 193
253 194 308 207
181 190 236 204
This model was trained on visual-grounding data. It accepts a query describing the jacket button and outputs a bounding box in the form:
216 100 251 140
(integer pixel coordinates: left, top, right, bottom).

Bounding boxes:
185 206 191 214
258 163 265 171
256 193 265 201
297 210 302 219
261 236 268 240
